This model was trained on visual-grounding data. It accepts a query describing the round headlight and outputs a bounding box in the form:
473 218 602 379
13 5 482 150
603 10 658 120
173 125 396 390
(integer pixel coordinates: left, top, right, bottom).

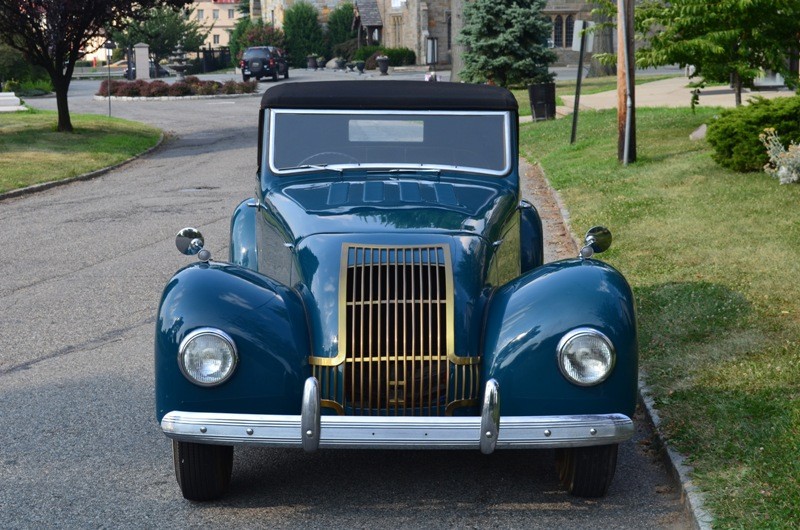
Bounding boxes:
178 328 238 387
557 328 615 386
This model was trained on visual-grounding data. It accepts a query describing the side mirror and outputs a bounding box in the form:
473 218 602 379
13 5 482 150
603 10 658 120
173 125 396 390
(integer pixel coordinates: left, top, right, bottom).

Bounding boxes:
176 227 211 262
579 226 612 259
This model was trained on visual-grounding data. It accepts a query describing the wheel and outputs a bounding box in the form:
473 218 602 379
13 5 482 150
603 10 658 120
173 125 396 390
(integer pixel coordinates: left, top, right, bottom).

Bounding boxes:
242 74 250 82
554 444 618 498
172 440 233 501
272 69 279 82
283 67 289 79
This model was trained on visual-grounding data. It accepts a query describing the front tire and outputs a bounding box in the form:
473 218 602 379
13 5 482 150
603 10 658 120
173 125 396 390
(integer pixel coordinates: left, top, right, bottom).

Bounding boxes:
283 66 289 79
172 440 233 501
242 74 250 82
555 444 618 497
272 69 279 82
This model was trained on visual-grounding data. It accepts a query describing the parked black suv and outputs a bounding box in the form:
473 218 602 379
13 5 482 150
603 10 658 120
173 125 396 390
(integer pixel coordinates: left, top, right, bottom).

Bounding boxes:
240 46 288 82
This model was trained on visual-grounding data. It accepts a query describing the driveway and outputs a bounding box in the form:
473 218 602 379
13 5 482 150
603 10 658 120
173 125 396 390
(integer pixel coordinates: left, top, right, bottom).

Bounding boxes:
1 70 691 528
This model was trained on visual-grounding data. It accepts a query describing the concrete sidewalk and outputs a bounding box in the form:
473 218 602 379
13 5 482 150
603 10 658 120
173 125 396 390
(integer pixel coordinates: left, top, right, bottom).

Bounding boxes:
561 76 795 111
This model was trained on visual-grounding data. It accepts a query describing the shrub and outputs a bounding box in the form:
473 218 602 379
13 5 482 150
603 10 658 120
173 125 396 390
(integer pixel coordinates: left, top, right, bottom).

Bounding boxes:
706 96 800 172
168 82 193 97
239 80 258 93
354 45 383 62
221 80 240 94
760 128 800 184
196 81 221 95
384 47 416 66
183 75 202 86
332 38 359 61
146 80 170 97
114 81 143 97
3 79 21 93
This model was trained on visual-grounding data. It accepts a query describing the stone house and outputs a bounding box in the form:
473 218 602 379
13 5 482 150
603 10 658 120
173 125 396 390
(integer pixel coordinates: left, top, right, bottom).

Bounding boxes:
248 0 594 66
193 0 245 48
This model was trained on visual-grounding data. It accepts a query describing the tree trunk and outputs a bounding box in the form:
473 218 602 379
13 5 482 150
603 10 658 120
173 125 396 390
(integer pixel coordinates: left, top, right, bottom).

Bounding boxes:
588 15 615 78
733 72 743 107
53 74 73 133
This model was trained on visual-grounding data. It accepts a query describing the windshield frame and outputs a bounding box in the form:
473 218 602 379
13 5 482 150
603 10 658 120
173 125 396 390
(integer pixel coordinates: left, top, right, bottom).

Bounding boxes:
266 109 513 177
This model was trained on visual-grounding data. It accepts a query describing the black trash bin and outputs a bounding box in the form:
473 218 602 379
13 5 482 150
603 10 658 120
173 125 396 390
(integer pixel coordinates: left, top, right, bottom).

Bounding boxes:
528 82 556 121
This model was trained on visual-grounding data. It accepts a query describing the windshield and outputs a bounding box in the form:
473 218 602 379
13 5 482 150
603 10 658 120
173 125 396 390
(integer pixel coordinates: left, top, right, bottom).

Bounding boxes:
268 110 511 176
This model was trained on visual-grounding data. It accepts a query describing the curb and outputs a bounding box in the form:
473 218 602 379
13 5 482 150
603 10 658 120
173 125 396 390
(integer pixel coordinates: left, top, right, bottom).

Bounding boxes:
639 375 714 530
0 133 165 203
534 162 712 529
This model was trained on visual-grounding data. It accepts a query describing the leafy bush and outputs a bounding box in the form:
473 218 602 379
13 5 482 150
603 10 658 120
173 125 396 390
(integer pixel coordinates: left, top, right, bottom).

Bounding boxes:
384 47 416 66
2 79 21 93
332 38 359 61
354 45 383 62
760 128 800 184
195 81 221 95
167 82 193 97
221 80 241 94
706 96 800 172
146 80 170 97
94 79 256 97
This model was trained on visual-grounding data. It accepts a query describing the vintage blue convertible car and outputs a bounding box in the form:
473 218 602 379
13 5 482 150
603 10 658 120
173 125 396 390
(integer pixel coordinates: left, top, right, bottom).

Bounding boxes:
156 81 638 501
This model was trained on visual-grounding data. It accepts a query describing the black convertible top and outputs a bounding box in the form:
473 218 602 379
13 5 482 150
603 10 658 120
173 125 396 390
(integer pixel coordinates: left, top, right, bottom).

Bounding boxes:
260 81 518 112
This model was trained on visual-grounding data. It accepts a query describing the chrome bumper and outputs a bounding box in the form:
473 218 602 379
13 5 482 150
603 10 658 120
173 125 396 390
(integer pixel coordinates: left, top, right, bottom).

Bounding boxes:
161 378 634 454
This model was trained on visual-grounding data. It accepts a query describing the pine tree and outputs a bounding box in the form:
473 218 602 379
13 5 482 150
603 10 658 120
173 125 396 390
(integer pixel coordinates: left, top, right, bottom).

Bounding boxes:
283 1 326 67
458 0 556 87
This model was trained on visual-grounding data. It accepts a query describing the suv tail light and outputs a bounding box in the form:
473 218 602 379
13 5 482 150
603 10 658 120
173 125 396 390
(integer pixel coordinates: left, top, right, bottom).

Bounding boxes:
239 59 245 69
269 58 275 67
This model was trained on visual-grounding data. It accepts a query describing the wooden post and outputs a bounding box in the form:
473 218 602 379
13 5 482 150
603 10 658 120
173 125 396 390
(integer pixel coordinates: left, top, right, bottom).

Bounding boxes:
617 0 636 163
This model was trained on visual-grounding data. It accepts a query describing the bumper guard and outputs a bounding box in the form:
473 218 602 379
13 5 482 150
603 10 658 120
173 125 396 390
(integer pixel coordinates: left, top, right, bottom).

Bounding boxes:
161 378 634 454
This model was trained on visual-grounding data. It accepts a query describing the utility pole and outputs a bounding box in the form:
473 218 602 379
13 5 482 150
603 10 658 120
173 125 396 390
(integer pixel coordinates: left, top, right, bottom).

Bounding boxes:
617 0 636 164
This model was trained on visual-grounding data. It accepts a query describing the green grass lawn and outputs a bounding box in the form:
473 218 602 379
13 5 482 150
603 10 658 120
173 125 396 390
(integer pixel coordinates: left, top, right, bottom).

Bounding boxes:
0 109 161 194
520 107 800 527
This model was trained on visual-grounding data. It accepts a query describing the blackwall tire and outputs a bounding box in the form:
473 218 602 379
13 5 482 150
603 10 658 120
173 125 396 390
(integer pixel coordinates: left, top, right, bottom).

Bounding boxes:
242 75 250 82
555 444 618 498
172 440 233 501
272 70 279 82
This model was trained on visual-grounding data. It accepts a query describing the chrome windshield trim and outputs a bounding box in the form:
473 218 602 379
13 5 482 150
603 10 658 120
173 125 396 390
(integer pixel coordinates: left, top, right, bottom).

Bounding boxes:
161 411 634 450
267 109 513 177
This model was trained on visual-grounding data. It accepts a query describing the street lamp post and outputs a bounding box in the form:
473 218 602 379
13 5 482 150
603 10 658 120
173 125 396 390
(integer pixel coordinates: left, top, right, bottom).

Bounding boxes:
103 39 116 117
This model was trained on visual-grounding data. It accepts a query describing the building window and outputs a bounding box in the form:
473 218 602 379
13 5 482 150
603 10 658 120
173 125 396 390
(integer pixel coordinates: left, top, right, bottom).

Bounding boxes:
553 15 563 48
213 10 219 20
565 15 575 48
213 34 220 45
197 9 204 20
228 9 235 19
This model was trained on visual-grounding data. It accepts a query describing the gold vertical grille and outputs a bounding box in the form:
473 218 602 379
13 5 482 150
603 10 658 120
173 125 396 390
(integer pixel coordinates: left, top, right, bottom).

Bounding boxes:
310 243 480 416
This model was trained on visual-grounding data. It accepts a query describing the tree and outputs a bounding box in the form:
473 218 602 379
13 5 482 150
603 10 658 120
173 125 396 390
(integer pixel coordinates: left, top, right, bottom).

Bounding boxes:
113 6 209 74
229 18 285 66
0 0 189 132
326 2 356 51
283 1 325 67
633 0 800 106
458 0 556 87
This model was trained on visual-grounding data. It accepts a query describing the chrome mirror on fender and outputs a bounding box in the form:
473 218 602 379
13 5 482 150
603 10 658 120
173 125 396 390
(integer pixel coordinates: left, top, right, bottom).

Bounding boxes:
176 227 211 262
579 226 612 259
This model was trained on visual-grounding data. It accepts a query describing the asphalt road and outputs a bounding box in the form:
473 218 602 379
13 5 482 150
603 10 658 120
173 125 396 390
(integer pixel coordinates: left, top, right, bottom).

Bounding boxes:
1 69 691 528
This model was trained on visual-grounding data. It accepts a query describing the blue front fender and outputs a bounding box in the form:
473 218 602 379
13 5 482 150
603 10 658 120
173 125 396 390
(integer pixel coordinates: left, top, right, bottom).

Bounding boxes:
483 259 638 417
155 263 310 422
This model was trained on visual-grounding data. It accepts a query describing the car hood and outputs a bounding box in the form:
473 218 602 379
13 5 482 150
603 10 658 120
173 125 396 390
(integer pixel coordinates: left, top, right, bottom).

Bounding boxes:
264 177 518 243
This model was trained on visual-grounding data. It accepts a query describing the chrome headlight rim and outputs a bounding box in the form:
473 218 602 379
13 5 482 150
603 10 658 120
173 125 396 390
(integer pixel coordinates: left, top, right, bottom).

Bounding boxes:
178 327 238 387
556 327 616 387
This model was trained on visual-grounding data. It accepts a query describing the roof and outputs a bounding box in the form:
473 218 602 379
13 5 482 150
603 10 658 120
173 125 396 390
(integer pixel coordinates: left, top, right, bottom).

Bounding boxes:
260 81 518 112
355 0 383 27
